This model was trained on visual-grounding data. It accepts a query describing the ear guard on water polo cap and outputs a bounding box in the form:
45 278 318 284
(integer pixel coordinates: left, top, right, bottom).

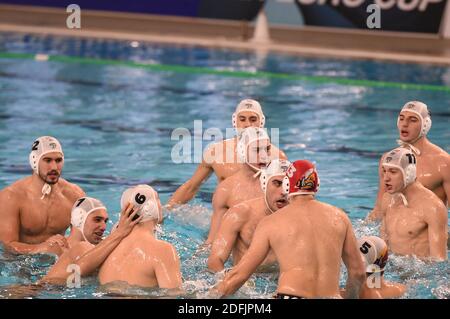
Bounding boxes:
260 159 291 195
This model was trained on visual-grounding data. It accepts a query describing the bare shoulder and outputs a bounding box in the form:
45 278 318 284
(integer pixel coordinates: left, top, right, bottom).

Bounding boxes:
317 201 349 220
226 200 252 220
59 179 85 200
427 142 450 160
153 240 179 260
270 144 287 160
417 184 446 210
217 173 237 188
1 177 30 195
70 241 95 260
0 177 31 204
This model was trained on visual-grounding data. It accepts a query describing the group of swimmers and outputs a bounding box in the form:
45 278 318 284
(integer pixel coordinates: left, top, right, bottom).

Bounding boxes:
0 99 448 298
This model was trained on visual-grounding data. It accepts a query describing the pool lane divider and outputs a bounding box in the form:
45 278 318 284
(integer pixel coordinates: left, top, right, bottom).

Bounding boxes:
1 51 450 93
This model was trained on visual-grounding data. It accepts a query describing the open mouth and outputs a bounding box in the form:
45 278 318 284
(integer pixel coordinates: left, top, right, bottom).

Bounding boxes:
400 130 409 137
385 183 392 191
94 231 104 237
276 198 288 208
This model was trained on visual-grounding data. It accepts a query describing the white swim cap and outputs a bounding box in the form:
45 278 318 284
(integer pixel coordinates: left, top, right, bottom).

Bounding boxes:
232 99 265 129
260 159 291 195
381 147 416 190
120 184 163 224
29 136 64 175
28 136 64 199
358 236 389 273
260 159 291 213
71 197 107 241
398 101 432 142
237 127 270 174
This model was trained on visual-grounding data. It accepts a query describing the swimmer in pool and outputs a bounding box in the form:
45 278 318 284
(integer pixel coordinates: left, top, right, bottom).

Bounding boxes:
354 236 406 299
167 99 287 207
213 160 365 299
0 136 85 255
207 159 290 272
206 127 275 244
374 147 447 261
99 185 182 290
369 101 450 222
41 197 141 285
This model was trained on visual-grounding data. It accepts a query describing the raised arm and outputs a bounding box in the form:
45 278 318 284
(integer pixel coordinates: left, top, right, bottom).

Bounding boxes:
154 242 183 289
167 144 215 207
207 206 246 272
426 202 448 261
215 220 271 297
341 213 366 299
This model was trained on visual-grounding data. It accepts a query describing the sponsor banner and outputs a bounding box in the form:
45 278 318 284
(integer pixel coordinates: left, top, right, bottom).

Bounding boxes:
0 0 265 21
294 0 448 33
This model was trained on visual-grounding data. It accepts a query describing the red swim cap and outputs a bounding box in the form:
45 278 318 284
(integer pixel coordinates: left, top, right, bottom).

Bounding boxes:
286 160 320 198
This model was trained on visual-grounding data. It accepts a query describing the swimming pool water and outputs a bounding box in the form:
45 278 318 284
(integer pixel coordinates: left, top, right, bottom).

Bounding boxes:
0 32 448 299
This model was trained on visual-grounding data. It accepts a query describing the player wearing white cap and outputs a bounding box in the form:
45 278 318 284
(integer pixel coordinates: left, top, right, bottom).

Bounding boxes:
205 127 274 244
168 99 286 207
0 136 85 255
375 147 447 260
357 236 406 299
370 101 450 221
41 197 140 285
99 185 182 290
207 159 290 272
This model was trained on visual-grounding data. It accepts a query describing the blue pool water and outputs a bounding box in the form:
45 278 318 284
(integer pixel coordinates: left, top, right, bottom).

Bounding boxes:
0 32 449 299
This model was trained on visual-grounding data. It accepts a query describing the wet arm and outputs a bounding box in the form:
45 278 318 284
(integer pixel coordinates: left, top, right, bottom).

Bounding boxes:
206 182 230 244
341 214 366 299
426 204 448 261
207 207 245 272
216 222 270 297
75 232 129 276
154 243 183 289
167 162 213 207
442 156 450 208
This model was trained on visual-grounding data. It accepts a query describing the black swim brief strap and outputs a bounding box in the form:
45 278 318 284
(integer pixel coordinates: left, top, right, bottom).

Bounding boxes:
274 293 306 299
